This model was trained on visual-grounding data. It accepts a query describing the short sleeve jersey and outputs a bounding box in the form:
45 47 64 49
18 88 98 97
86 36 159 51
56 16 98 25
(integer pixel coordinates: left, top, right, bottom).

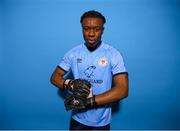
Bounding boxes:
58 42 127 127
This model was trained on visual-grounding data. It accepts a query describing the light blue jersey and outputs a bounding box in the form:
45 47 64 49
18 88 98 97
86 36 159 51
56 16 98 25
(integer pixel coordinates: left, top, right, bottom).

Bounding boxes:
58 42 127 127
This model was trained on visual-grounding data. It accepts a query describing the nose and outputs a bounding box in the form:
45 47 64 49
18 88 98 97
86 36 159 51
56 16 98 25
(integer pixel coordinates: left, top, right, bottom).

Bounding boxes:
88 29 95 37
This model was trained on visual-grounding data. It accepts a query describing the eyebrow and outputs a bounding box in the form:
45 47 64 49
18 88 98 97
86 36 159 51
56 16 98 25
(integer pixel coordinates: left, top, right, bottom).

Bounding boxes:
82 26 103 28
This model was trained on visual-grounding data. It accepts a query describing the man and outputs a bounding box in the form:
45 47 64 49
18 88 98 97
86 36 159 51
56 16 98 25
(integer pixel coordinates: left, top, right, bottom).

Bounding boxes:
50 10 128 130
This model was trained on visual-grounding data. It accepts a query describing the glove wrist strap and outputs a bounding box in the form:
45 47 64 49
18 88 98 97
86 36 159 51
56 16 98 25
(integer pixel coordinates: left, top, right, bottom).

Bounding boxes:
63 79 74 90
87 95 97 107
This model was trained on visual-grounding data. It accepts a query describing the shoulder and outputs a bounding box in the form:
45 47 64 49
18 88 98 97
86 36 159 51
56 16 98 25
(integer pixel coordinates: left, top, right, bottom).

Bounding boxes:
102 42 122 56
64 44 83 56
68 44 83 53
101 42 125 65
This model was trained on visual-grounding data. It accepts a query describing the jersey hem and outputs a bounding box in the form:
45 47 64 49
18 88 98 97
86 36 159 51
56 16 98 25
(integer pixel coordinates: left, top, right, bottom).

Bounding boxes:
57 65 68 73
113 72 128 77
72 116 111 127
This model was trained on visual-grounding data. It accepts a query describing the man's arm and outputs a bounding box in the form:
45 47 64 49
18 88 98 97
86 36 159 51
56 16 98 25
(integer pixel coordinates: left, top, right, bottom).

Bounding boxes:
95 73 128 105
50 66 91 97
50 66 66 89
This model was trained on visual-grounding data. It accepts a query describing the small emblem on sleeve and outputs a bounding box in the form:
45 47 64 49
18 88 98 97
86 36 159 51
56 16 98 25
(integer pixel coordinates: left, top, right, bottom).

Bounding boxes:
98 57 108 67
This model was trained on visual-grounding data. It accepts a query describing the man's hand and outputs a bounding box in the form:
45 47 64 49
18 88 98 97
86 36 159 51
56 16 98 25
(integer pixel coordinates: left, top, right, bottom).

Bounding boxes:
63 79 95 111
64 94 96 111
63 79 91 98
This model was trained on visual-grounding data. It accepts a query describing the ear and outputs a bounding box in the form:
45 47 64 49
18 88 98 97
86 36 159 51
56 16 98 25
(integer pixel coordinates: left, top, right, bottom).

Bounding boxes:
101 27 104 34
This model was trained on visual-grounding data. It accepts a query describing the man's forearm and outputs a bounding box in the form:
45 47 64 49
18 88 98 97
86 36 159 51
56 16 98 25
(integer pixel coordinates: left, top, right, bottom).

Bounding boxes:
95 86 128 105
50 73 65 89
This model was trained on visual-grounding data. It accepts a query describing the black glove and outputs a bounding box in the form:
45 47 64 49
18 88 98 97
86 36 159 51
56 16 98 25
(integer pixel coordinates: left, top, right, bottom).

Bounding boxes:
63 79 91 98
64 94 96 111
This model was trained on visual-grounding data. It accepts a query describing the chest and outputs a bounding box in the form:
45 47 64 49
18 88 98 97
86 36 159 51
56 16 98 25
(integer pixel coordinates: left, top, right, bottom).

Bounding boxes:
71 51 111 78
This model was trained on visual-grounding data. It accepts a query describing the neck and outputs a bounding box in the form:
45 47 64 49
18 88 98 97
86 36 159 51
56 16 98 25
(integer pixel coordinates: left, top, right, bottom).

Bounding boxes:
86 41 102 52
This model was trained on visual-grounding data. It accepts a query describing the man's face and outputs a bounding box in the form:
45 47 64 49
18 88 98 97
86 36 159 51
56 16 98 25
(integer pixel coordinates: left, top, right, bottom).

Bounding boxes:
82 17 104 47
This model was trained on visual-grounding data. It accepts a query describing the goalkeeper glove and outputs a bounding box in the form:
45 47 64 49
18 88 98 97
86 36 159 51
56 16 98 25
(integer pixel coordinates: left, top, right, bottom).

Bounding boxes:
64 94 96 111
63 79 91 98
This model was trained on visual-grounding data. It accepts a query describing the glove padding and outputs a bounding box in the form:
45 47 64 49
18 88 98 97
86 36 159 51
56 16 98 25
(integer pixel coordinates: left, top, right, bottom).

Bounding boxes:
73 79 91 97
64 94 95 111
64 79 91 98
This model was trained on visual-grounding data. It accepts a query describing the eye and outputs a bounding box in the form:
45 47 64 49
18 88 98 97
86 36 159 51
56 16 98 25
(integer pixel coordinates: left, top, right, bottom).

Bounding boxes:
82 26 103 32
83 27 90 32
95 27 102 32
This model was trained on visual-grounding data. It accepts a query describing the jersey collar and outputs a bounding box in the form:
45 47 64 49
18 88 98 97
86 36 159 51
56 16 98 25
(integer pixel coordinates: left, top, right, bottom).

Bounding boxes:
84 41 102 52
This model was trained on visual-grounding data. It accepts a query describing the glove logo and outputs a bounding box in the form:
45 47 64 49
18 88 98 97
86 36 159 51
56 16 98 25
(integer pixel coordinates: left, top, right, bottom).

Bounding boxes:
98 57 108 67
72 98 80 106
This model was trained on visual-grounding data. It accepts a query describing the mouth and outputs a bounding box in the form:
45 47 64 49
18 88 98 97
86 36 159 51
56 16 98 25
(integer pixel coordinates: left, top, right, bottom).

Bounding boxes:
87 39 96 44
85 37 101 47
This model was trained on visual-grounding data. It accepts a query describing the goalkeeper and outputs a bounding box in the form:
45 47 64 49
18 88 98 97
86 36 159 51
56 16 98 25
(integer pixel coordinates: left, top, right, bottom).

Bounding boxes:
50 10 129 130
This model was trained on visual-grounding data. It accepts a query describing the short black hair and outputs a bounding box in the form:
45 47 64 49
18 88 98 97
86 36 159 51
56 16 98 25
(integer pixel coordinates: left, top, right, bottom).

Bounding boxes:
80 10 106 24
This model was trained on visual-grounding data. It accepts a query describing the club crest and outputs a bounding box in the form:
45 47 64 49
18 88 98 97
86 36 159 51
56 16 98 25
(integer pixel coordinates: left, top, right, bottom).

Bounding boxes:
98 57 108 67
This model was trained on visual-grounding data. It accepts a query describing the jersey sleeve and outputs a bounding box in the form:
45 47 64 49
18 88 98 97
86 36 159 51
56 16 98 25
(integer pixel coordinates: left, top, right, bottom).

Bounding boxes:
58 50 72 72
111 49 127 75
